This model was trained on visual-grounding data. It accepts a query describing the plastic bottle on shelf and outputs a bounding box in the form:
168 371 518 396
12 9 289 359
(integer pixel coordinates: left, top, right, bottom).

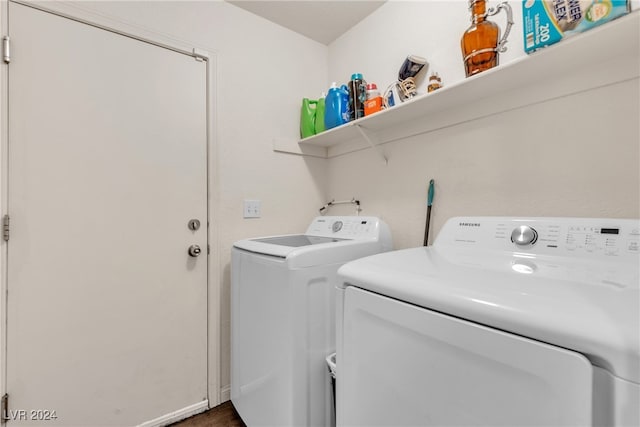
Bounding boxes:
315 93 326 134
348 73 366 121
324 82 350 130
364 83 383 116
366 83 380 99
300 98 317 138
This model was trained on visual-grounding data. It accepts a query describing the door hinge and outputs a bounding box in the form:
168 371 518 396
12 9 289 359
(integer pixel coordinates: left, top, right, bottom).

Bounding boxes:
1 393 8 424
3 215 9 242
207 244 210 255
2 36 10 64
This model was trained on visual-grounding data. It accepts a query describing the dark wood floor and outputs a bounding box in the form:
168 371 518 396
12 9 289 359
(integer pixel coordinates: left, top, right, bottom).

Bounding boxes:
171 401 246 427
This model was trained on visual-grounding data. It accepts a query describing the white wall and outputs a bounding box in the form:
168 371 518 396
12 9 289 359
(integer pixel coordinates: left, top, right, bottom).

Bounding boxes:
326 1 639 249
329 0 525 98
1 0 329 403
325 80 639 247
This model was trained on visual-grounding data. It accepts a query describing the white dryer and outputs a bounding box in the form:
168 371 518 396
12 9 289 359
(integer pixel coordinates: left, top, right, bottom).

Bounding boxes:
231 216 392 427
337 217 639 426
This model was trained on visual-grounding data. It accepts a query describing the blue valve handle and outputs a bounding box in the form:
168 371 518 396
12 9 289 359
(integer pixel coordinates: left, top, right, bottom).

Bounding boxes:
427 179 435 207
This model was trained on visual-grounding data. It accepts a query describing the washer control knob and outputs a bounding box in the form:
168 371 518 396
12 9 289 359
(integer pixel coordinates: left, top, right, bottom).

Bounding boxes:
511 226 538 247
332 221 343 233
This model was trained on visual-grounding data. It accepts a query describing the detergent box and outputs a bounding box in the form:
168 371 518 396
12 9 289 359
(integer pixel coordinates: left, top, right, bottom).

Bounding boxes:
522 0 631 53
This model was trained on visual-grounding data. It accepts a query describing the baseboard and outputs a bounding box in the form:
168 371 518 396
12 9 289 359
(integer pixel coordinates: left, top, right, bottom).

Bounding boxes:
138 400 209 427
220 384 231 402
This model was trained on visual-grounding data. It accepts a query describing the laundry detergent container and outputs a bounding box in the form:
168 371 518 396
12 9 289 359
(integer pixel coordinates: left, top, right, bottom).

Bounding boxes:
324 83 350 130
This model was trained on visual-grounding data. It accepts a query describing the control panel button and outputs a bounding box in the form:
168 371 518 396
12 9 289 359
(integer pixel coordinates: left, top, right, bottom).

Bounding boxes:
511 225 538 247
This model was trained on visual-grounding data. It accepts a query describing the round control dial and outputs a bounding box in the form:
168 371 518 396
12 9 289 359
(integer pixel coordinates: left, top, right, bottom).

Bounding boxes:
511 225 538 247
332 221 343 233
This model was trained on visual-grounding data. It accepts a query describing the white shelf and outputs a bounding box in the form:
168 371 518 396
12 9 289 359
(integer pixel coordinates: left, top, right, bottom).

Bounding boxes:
294 12 639 160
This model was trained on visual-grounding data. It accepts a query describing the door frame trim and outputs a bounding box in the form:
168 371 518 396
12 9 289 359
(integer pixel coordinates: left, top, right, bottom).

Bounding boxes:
0 3 8 418
0 0 222 415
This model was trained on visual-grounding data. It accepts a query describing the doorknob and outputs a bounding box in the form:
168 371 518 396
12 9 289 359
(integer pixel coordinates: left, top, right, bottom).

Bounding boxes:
188 245 202 257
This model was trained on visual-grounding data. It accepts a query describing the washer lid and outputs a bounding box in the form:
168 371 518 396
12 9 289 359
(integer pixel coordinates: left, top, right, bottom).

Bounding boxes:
253 235 347 248
232 216 393 264
234 234 348 258
338 229 640 384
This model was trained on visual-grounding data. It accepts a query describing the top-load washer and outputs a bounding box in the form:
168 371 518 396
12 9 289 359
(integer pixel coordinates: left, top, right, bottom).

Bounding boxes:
336 216 639 426
231 216 392 427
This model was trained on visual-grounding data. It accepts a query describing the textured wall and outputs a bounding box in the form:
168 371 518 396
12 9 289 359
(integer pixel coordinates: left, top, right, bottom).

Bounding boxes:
326 2 639 249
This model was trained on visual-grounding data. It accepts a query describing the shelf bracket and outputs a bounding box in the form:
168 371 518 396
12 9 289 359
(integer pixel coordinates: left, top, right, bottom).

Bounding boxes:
355 124 387 165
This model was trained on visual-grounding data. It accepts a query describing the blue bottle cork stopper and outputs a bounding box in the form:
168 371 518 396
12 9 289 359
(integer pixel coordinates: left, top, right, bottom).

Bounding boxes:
351 73 363 80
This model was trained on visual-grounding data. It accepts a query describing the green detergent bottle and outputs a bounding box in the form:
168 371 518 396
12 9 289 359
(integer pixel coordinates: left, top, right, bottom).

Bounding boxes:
300 98 317 139
315 94 326 134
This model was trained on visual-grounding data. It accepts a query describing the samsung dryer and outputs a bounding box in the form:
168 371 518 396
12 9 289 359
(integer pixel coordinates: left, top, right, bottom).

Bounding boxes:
336 217 639 426
231 216 392 427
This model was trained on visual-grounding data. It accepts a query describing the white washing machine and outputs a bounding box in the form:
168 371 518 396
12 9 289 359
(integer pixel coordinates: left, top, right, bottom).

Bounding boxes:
231 216 392 427
336 216 639 426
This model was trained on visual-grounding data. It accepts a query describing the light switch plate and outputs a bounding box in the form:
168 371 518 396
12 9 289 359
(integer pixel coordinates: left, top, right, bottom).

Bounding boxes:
243 200 261 218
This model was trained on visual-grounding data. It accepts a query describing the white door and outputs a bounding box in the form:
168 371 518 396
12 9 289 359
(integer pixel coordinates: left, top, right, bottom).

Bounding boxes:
5 3 208 425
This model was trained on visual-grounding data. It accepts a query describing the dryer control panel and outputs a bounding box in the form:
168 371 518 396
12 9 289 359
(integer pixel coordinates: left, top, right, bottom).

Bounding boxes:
306 216 383 240
438 217 640 260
